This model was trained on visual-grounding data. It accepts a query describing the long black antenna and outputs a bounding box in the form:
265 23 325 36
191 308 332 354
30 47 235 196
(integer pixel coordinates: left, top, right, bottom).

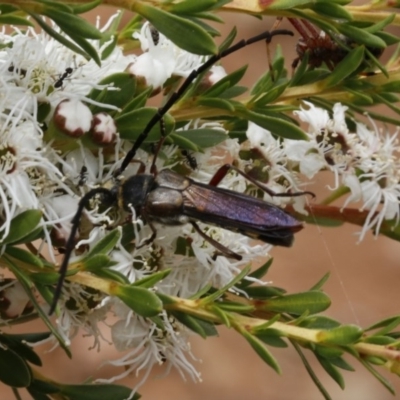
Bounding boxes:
116 29 293 175
49 188 115 315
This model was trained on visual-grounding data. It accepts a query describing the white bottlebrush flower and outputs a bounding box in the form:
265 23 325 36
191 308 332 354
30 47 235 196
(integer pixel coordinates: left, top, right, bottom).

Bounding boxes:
291 101 400 240
129 22 205 89
101 309 201 399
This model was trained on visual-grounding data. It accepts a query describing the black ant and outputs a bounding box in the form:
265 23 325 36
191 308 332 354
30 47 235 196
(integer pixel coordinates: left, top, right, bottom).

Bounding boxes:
77 166 88 187
54 67 74 88
181 150 198 170
49 28 300 315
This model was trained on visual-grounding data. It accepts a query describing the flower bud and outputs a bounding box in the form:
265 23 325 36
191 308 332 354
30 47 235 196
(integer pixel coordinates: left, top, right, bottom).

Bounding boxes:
53 99 93 138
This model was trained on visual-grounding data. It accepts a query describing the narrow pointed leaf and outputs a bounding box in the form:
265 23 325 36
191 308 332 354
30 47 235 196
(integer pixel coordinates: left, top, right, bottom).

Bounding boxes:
291 340 332 400
316 355 345 389
262 291 331 315
2 210 42 244
5 246 44 269
59 383 139 400
132 269 171 289
311 2 352 20
337 24 386 49
242 109 308 140
86 229 121 258
241 331 281 373
5 257 71 356
134 3 216 55
172 311 218 338
171 128 227 149
317 325 363 345
0 347 31 387
324 46 365 88
236 259 273 288
112 285 162 317
1 333 42 366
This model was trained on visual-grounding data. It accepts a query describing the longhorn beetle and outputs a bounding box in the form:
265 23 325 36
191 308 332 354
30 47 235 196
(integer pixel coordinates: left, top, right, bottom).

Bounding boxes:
49 28 309 315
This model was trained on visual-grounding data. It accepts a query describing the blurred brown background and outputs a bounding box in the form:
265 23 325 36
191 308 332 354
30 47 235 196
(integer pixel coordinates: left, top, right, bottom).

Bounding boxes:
2 8 400 400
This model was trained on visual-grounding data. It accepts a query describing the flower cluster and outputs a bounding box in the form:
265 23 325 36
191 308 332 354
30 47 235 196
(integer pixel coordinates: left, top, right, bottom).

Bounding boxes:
246 102 400 240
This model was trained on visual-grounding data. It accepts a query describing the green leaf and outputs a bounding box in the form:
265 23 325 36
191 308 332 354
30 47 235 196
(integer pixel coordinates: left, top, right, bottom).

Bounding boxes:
241 109 308 140
83 254 116 271
37 102 51 123
167 0 222 14
203 66 247 97
0 347 31 387
28 378 59 396
358 358 395 394
203 265 250 304
324 46 365 88
263 291 331 315
291 340 332 400
316 354 345 389
311 2 352 20
337 24 387 49
299 316 340 330
317 325 363 345
236 259 273 288
92 268 129 284
4 258 71 356
170 128 227 149
253 82 289 106
363 13 395 34
172 311 218 338
196 97 235 112
59 383 139 400
210 305 231 327
28 13 91 60
363 335 396 345
2 210 42 244
133 270 171 289
0 14 34 25
255 329 288 348
30 272 61 285
244 285 286 299
0 333 43 366
87 73 137 114
134 3 217 55
218 26 237 52
122 87 152 114
116 108 175 143
44 9 103 40
309 272 330 291
265 0 318 9
217 301 254 313
5 246 44 269
329 356 354 372
86 229 121 258
365 315 400 333
112 285 162 317
68 0 102 14
241 331 281 373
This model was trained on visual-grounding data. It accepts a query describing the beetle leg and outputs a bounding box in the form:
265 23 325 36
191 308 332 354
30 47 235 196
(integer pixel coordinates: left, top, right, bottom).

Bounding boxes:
191 221 242 261
208 163 315 199
149 119 167 175
136 210 158 248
